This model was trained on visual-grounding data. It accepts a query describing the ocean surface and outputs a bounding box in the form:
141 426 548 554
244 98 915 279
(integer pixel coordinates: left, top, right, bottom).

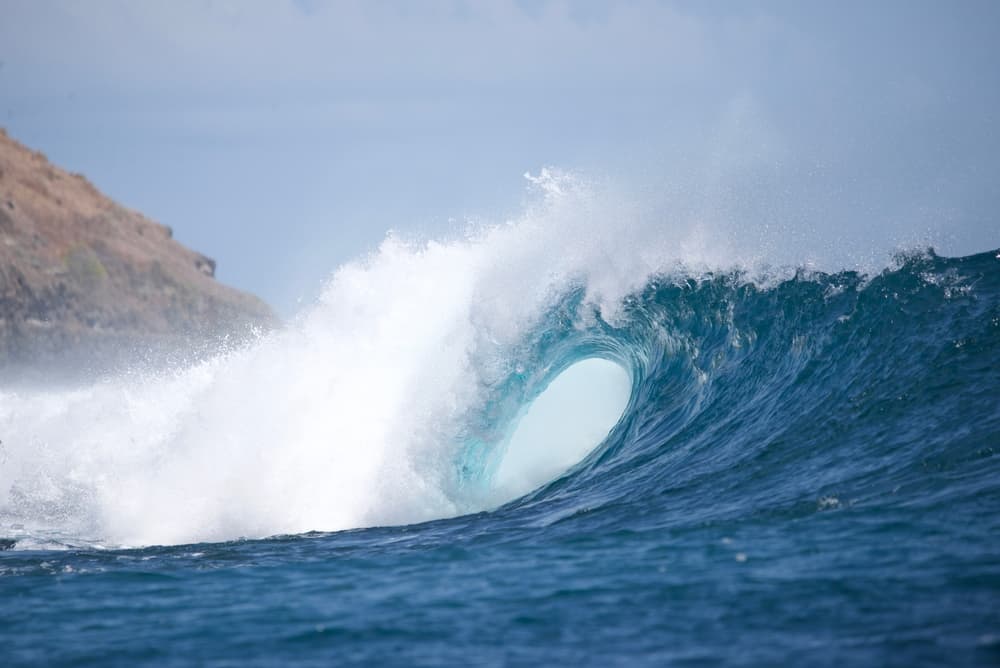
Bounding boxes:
1 179 998 665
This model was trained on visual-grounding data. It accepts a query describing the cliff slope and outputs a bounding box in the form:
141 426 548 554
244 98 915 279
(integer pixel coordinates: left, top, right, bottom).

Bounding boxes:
0 128 277 370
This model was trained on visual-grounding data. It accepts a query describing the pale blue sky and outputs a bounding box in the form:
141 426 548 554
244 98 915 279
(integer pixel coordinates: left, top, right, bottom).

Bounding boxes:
2 0 998 315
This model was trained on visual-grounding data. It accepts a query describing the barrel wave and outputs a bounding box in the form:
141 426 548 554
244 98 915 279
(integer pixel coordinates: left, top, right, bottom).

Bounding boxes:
496 247 1000 530
0 172 998 664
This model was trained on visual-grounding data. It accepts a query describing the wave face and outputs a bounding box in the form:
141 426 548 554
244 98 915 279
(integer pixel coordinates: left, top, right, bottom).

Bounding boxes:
0 173 998 664
534 247 1000 526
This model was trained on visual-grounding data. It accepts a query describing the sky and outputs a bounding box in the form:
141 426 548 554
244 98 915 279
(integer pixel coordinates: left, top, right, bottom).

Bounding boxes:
1 0 998 315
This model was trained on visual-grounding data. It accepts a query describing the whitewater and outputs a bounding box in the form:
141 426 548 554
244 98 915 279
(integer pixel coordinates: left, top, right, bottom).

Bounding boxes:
1 170 998 666
0 169 748 547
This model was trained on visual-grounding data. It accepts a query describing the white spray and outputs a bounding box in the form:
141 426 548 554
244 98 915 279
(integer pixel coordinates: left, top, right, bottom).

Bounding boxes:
0 169 860 548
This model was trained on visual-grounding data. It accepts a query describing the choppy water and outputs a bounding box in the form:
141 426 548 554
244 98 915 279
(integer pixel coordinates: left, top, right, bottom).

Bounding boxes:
1 173 998 665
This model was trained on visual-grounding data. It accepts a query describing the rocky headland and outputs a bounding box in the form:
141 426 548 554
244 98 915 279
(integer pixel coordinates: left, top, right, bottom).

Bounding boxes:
0 128 277 376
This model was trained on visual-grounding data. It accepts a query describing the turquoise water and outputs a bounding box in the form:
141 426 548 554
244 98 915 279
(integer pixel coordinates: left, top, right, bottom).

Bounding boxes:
2 248 999 665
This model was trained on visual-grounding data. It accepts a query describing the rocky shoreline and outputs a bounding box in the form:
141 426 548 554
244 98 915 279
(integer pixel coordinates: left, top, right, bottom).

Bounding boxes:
0 128 277 377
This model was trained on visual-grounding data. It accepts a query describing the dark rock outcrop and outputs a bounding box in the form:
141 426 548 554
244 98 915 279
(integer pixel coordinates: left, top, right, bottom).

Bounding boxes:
0 128 277 374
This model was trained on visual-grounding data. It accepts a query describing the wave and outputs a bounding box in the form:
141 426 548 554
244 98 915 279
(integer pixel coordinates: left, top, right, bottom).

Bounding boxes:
1 170 997 549
504 248 1000 533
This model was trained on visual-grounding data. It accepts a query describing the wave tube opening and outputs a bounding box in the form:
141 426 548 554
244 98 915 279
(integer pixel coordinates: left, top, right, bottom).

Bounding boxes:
492 357 632 501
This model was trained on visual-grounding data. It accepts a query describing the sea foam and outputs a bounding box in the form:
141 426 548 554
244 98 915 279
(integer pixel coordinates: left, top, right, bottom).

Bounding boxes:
0 169 881 547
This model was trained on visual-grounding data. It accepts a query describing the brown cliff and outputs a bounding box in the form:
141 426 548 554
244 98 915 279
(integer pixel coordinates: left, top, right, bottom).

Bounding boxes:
0 128 277 373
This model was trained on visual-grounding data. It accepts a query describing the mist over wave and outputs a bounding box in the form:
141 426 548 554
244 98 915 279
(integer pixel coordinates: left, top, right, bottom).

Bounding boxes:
0 170 993 549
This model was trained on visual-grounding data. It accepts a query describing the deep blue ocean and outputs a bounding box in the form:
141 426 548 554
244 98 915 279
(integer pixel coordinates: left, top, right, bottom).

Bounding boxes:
2 248 999 666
